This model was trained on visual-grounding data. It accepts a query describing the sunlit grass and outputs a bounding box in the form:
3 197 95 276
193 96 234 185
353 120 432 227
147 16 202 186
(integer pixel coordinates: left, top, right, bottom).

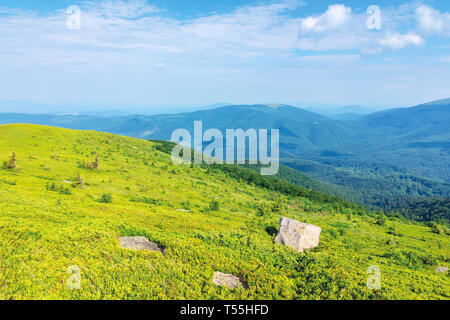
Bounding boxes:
0 124 448 300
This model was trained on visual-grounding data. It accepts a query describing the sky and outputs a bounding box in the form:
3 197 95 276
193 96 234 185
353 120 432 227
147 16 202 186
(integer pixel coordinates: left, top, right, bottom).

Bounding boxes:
0 0 450 112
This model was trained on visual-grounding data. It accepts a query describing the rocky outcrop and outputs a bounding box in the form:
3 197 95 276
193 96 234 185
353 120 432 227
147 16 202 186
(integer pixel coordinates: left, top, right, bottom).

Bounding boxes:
436 267 449 273
212 272 245 289
119 236 163 253
275 217 321 252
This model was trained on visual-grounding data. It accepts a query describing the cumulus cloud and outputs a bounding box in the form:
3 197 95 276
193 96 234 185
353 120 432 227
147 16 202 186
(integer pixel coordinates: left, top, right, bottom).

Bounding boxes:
297 5 373 51
296 3 448 52
416 5 450 35
379 32 424 50
300 4 351 33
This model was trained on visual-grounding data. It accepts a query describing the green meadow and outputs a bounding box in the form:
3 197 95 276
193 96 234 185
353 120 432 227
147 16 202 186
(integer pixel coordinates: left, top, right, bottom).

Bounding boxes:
0 124 448 300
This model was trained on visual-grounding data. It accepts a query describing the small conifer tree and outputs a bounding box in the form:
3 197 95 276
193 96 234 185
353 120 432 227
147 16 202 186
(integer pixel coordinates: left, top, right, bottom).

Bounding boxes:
7 152 17 169
77 174 85 189
92 154 99 169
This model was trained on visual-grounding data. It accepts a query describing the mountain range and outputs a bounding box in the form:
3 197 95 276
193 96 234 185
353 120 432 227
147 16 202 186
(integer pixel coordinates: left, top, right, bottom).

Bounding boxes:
0 98 449 212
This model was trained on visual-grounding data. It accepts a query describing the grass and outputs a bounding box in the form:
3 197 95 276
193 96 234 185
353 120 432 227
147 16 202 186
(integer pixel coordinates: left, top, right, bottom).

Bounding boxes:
0 124 448 300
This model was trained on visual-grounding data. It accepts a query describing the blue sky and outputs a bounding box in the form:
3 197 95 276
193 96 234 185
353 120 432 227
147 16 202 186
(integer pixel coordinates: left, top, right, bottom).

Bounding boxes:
0 0 450 112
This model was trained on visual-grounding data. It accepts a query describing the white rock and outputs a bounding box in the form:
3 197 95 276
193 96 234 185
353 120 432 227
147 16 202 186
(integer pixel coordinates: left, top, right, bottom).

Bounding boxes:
119 236 163 253
275 217 321 252
212 272 245 289
436 267 448 273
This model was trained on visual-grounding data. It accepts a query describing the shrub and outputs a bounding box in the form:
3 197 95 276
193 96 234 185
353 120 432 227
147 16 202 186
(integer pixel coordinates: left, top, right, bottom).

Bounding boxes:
209 200 220 211
383 250 438 270
387 226 401 236
182 201 191 210
46 182 72 195
271 197 287 214
383 250 423 270
327 228 339 239
420 254 438 266
257 203 272 217
130 197 163 205
427 222 446 235
59 188 72 195
386 238 397 246
265 226 278 236
99 193 113 203
46 182 58 191
376 215 386 226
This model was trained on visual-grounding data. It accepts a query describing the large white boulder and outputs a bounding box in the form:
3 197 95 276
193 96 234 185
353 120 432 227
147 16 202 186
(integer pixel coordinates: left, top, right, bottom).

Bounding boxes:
275 217 321 252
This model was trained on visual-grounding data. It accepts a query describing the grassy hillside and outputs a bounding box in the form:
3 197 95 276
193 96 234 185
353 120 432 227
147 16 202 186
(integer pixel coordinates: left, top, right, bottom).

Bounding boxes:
0 124 448 300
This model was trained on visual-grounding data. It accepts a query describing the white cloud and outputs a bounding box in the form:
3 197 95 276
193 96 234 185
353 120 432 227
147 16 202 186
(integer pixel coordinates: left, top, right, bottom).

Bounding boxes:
0 0 307 69
416 5 450 35
300 4 351 33
0 0 444 71
297 5 372 51
296 3 448 52
83 0 159 18
360 47 383 55
154 62 167 69
296 4 417 52
298 54 360 65
387 83 412 92
379 32 424 50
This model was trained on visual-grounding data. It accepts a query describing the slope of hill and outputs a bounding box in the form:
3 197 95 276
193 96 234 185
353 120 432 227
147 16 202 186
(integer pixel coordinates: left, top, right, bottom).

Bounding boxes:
0 100 449 212
0 124 448 300
363 99 450 133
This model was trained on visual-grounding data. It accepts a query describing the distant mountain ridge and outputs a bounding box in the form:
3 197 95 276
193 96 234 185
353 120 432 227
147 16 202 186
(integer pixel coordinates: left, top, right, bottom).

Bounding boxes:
308 105 378 116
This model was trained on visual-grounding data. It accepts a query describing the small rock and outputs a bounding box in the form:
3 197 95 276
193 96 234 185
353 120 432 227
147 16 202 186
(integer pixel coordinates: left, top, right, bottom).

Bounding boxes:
275 217 321 252
119 236 163 253
175 209 191 213
212 272 245 289
436 267 448 273
62 180 72 184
